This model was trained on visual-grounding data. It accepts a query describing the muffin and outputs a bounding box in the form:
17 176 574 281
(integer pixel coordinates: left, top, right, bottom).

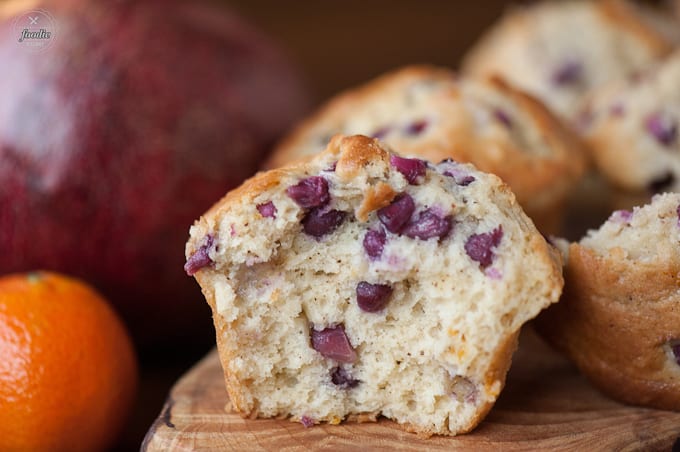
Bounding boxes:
186 135 564 435
536 193 680 411
267 66 587 233
462 0 678 120
578 49 680 194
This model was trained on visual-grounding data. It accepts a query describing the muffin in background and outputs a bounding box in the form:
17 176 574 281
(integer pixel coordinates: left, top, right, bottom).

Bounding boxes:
267 66 588 234
578 49 680 194
536 193 680 411
462 0 679 120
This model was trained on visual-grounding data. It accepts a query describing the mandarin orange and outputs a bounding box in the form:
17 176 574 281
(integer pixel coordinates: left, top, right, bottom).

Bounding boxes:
0 271 137 451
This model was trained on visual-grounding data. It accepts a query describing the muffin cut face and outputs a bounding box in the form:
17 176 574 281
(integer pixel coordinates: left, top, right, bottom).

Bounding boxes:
186 135 563 435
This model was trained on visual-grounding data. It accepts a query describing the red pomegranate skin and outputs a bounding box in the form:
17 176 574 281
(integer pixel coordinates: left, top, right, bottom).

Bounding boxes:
0 0 310 348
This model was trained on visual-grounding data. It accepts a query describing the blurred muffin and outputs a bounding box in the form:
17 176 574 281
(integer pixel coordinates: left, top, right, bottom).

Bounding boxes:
267 66 587 233
462 0 678 120
579 49 680 194
536 193 680 411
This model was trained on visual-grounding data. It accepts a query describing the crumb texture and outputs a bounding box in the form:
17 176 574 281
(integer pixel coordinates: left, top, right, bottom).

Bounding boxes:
581 193 680 262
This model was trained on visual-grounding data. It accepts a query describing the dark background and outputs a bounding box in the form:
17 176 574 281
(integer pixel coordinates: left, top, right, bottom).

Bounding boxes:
227 1 511 103
127 1 513 450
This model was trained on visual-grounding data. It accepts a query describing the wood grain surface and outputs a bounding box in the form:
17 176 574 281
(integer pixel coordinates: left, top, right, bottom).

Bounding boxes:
142 329 680 451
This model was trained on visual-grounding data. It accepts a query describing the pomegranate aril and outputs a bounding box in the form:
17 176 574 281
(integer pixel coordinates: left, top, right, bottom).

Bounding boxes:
311 325 357 363
331 367 360 388
371 126 391 140
363 228 386 260
485 267 502 280
439 160 475 186
551 60 582 86
184 235 214 275
443 170 475 186
378 193 416 234
465 226 503 268
377 193 415 233
645 112 677 147
402 209 453 240
356 281 393 312
256 201 277 218
390 154 427 184
302 208 346 238
404 119 428 136
457 176 475 186
287 176 330 208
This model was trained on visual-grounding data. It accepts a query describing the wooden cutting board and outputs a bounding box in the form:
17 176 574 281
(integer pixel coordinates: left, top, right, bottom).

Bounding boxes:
142 329 680 451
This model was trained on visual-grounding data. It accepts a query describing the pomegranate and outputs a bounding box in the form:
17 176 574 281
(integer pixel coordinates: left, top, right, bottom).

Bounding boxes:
0 0 310 348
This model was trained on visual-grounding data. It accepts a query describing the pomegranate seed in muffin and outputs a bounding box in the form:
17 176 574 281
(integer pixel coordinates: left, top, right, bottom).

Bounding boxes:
390 155 427 184
302 208 346 238
330 367 360 388
287 176 330 208
356 281 393 312
465 226 503 269
257 201 277 218
645 111 677 147
404 119 429 136
184 234 215 275
311 325 357 363
402 209 453 241
377 193 415 233
363 228 387 260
